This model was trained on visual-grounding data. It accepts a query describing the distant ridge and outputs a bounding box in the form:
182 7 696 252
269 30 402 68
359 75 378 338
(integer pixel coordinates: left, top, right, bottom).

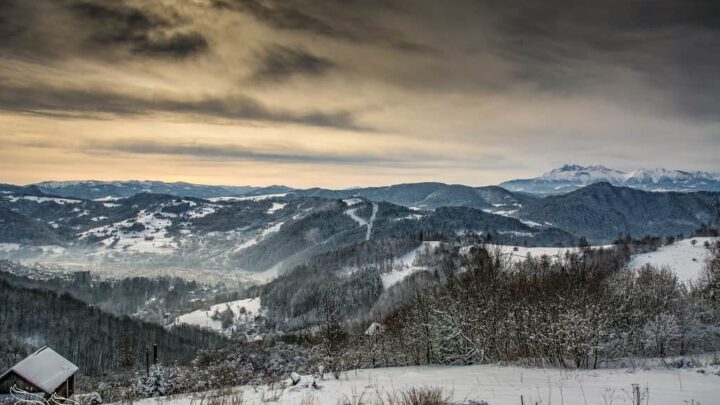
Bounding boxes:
32 180 292 200
500 164 720 195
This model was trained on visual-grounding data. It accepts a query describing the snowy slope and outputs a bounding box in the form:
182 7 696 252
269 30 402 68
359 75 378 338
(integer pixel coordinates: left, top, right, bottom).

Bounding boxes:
630 237 717 282
120 363 720 405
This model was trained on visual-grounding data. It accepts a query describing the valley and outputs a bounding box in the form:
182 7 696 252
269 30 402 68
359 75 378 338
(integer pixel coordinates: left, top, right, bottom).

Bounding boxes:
1 175 719 404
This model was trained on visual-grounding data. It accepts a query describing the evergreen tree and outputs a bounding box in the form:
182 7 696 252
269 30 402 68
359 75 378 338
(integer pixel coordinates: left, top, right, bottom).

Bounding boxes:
119 336 136 370
138 364 166 397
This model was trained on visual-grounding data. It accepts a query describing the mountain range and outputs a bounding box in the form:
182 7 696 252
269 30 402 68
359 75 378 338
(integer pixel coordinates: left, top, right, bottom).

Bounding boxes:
500 164 720 195
30 165 720 203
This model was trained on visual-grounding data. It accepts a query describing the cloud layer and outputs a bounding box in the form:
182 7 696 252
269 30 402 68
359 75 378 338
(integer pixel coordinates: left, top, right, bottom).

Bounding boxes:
1 0 718 186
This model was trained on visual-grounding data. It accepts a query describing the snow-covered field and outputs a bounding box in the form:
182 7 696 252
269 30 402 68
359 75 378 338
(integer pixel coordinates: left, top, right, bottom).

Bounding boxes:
174 298 262 337
630 237 716 282
493 245 591 263
120 363 720 405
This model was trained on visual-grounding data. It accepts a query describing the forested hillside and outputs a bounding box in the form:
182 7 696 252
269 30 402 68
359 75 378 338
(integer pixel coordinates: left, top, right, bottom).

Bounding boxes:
0 280 226 373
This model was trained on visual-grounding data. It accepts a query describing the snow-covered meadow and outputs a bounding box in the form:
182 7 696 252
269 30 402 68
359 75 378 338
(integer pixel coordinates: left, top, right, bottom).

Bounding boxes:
174 298 263 337
116 363 720 405
630 237 717 282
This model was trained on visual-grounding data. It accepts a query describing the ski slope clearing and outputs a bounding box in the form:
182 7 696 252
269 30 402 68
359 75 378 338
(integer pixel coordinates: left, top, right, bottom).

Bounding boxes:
630 237 717 282
122 363 720 405
343 198 362 206
344 203 377 241
267 202 287 214
174 298 262 337
382 241 440 288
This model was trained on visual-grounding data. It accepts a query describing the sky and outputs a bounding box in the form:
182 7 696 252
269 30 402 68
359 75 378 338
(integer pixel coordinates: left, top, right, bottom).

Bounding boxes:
1 0 719 188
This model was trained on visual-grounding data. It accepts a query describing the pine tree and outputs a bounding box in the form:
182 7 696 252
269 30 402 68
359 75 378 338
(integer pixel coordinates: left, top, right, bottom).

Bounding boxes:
119 336 135 370
138 364 166 397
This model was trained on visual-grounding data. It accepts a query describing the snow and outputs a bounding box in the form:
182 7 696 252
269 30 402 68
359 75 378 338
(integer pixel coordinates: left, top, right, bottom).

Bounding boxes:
174 298 262 335
344 208 367 227
539 164 627 183
262 221 285 237
344 204 378 241
630 237 717 282
0 243 21 252
93 196 122 202
494 245 591 263
7 196 82 205
625 168 719 184
267 202 287 214
103 202 121 208
78 209 177 254
366 203 378 240
482 208 519 217
394 213 423 221
186 204 219 219
498 231 534 237
342 198 362 206
118 363 720 405
519 219 543 228
208 194 287 202
382 241 441 288
231 222 285 253
3 347 78 394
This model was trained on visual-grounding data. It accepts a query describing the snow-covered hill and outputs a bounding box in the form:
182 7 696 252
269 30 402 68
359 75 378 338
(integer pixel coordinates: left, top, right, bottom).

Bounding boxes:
630 237 717 282
501 164 720 194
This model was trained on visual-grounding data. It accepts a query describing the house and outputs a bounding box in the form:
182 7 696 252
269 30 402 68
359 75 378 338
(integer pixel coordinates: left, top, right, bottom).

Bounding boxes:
0 347 78 399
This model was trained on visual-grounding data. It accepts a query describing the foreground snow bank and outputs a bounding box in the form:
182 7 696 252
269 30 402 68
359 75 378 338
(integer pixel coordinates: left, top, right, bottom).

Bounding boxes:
120 363 719 405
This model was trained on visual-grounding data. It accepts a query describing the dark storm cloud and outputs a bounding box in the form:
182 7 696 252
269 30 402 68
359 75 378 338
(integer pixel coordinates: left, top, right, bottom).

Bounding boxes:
2 0 719 128
0 83 362 130
212 0 337 36
212 0 437 54
0 0 209 59
71 1 209 58
253 45 334 81
487 0 720 119
70 1 164 45
132 31 209 58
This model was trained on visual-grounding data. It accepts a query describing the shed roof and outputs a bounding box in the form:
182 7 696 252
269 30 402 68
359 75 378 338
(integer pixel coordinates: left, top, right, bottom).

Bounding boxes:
0 347 78 394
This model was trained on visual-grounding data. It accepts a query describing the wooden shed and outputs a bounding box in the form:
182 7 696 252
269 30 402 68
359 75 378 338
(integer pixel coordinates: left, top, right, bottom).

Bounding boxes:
0 347 78 399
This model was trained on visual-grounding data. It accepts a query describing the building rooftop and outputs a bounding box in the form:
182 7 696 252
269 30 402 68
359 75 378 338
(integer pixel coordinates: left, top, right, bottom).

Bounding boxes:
0 347 78 394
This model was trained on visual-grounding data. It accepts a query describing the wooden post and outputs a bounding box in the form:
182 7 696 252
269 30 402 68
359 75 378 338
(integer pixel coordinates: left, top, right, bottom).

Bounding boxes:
520 395 524 405
153 344 157 365
145 346 149 376
632 384 640 405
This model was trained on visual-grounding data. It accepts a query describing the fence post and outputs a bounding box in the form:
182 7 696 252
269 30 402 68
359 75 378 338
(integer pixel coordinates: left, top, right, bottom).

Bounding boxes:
632 384 640 405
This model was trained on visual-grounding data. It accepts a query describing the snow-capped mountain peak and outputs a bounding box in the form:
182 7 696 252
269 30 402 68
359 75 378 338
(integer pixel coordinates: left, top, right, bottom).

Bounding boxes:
501 164 720 194
624 168 718 184
538 164 626 183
